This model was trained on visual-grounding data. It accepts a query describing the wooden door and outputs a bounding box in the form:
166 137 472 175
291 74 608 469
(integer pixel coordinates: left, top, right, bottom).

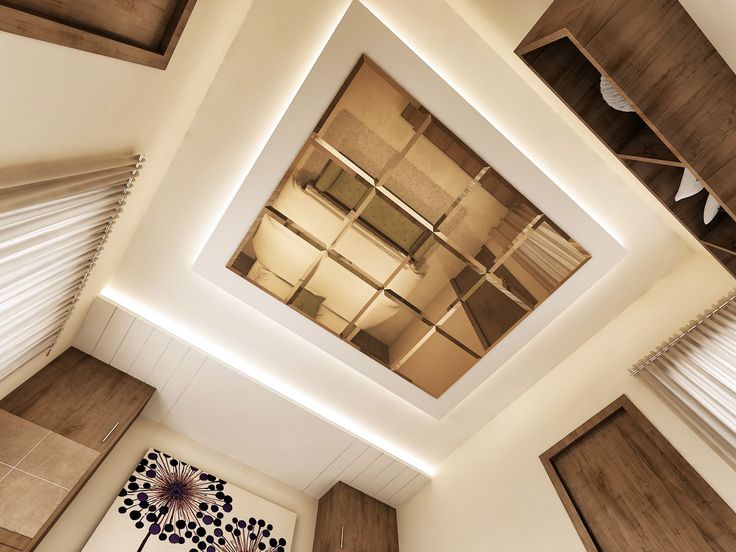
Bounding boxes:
313 482 399 552
542 396 736 551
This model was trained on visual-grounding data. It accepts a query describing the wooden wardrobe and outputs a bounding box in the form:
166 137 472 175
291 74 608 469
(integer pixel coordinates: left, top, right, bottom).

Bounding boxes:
313 482 399 552
0 347 154 551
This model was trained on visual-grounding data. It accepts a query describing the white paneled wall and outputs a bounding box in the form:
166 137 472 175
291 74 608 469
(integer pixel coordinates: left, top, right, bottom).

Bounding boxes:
72 297 429 507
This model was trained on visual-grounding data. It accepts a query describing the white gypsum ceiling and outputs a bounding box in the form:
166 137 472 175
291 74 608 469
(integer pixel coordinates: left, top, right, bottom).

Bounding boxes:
102 0 699 472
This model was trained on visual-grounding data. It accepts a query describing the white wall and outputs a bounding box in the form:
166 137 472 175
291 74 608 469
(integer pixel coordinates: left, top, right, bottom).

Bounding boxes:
0 0 253 386
397 252 736 551
36 418 317 552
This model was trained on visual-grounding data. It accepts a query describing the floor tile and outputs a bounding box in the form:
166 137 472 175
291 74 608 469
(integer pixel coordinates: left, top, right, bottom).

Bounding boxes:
0 470 67 537
17 433 97 489
0 411 47 466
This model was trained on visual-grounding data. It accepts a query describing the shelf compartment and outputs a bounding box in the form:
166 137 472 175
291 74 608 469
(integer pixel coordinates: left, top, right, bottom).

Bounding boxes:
617 125 683 167
516 1 736 278
624 160 736 259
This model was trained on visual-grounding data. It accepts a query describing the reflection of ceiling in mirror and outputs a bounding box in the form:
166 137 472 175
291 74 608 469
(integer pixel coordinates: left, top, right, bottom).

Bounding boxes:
228 55 591 398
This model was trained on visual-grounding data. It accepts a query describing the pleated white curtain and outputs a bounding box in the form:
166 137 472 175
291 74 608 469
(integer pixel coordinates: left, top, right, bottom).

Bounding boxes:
632 293 736 468
0 154 144 380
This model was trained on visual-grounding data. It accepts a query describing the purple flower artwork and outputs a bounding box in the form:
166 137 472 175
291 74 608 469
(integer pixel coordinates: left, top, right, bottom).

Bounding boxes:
83 449 295 552
215 517 287 552
117 450 233 551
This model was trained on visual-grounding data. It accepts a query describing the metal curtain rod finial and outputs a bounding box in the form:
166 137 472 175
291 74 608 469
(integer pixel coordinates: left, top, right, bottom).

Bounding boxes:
630 290 736 376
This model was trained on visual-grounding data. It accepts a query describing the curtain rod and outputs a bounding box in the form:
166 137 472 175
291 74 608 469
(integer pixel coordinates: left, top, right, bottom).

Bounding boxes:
629 289 736 376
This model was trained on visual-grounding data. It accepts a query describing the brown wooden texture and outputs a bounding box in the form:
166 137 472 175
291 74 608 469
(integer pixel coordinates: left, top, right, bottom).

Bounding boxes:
0 0 197 69
1 347 154 452
0 347 154 551
541 395 736 552
313 482 399 552
0 528 29 551
516 0 736 278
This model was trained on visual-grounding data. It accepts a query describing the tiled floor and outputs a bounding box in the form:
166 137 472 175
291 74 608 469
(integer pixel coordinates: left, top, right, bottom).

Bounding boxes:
0 410 97 538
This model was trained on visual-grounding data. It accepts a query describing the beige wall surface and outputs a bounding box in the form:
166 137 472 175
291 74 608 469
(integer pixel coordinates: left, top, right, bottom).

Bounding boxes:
35 418 317 552
397 252 736 552
0 0 253 388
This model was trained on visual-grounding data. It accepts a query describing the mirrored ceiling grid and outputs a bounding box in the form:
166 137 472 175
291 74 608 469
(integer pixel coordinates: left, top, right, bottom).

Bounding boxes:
228 55 590 398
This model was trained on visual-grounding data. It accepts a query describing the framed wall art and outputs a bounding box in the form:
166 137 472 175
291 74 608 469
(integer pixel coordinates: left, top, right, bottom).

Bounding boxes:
83 449 296 552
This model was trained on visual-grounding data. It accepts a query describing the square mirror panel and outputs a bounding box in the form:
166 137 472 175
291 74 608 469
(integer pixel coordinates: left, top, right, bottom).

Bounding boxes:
227 55 590 398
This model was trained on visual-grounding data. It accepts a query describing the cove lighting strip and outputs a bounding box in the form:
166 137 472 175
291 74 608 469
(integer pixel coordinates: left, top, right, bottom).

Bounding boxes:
101 286 437 477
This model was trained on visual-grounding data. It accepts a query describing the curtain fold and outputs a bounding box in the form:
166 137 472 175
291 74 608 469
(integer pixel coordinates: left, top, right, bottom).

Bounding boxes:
634 295 736 468
0 154 143 380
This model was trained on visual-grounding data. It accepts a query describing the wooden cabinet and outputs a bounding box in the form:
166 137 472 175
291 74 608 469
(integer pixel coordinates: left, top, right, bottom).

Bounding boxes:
0 347 154 551
516 0 736 278
0 0 197 69
313 482 398 552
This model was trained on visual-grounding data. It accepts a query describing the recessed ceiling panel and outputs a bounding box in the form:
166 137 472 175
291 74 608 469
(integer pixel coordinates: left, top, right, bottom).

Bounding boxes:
193 2 624 418
227 56 590 398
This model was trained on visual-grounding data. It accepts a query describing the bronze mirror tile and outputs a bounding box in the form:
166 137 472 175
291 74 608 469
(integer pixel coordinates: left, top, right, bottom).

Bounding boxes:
228 55 591 397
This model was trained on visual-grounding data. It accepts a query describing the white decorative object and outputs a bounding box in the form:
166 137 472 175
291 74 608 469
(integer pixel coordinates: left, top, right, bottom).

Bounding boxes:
675 169 704 201
600 76 635 112
704 194 721 224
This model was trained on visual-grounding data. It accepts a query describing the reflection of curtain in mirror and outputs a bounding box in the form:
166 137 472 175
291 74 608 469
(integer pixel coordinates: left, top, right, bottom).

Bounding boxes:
632 292 736 468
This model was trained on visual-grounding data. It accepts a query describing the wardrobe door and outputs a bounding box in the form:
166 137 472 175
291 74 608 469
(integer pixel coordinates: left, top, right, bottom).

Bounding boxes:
313 483 343 551
0 347 154 550
0 347 153 452
313 482 399 552
542 395 736 551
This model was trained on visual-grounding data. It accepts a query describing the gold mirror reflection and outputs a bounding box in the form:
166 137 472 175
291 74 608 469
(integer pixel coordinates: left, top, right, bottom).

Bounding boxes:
229 55 590 398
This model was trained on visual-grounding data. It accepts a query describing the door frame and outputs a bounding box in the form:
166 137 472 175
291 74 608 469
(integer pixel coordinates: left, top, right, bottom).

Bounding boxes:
540 395 727 551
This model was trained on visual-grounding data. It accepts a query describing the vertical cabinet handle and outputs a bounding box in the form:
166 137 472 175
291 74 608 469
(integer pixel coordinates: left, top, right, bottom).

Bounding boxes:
340 525 344 549
102 421 120 443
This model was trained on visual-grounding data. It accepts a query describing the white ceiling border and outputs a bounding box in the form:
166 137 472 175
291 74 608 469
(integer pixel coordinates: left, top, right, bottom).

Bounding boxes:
193 1 625 418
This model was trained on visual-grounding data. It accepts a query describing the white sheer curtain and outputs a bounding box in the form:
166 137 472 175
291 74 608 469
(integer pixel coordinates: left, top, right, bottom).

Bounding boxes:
0 154 143 380
633 294 736 467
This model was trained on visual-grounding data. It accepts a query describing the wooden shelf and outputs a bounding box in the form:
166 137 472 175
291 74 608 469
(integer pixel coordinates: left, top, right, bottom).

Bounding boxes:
617 125 684 167
705 244 736 274
517 0 736 278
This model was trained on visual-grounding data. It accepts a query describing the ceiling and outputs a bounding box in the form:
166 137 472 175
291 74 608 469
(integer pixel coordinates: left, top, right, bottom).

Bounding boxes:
192 4 622 419
99 0 710 474
3 0 731 482
72 297 429 506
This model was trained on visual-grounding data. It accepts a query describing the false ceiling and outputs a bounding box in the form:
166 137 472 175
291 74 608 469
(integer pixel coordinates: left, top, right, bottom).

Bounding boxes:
194 3 621 417
228 55 590 398
102 0 696 472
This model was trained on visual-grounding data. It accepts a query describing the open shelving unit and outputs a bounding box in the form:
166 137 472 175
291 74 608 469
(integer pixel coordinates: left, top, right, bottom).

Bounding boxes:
516 0 736 277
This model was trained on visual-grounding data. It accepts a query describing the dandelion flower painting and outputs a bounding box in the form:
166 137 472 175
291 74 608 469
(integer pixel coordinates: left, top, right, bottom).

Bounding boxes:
83 449 295 552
